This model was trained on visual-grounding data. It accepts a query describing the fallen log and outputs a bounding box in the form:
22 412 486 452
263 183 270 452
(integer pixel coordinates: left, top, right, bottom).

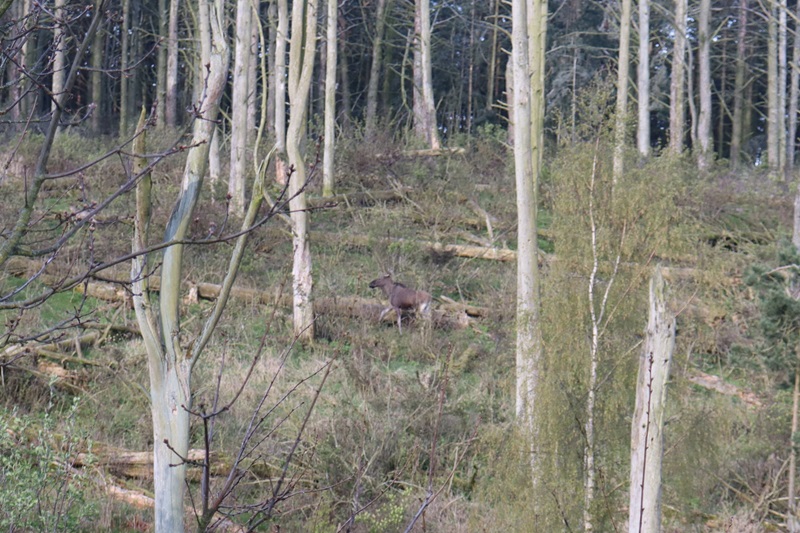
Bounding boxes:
685 370 762 407
308 188 412 209
311 231 519 262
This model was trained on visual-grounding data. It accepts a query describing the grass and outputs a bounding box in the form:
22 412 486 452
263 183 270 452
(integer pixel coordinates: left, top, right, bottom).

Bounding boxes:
1 124 797 531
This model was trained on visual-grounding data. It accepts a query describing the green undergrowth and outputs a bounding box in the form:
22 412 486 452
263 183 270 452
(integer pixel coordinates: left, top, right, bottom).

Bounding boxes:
1 119 795 530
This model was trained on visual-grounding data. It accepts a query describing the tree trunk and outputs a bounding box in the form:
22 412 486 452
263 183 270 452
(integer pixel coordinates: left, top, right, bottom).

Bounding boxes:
788 0 800 174
52 0 67 134
768 0 780 175
629 268 675 533
413 5 424 141
338 13 352 132
417 0 440 149
668 0 686 155
155 0 167 129
486 0 500 112
229 0 254 217
613 0 632 183
286 0 317 342
90 0 105 132
789 364 800 531
248 17 258 142
730 0 748 168
131 0 229 527
512 0 545 485
636 0 650 157
118 0 131 137
365 0 388 136
165 0 180 127
322 0 337 197
779 0 788 176
465 0 475 134
267 1 277 139
274 0 288 183
697 0 712 170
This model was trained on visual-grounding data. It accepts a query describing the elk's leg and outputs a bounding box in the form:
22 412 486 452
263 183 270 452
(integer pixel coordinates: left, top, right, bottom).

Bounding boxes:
395 306 402 333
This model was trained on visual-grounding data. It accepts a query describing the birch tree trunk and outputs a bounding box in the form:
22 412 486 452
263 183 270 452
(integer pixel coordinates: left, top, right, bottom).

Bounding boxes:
365 0 388 137
697 0 712 170
512 0 545 486
613 0 632 184
416 0 440 149
229 0 254 217
668 0 686 155
730 0 748 168
165 0 180 127
131 0 229 527
322 0 337 197
636 0 650 157
629 267 675 533
286 0 317 342
51 0 67 135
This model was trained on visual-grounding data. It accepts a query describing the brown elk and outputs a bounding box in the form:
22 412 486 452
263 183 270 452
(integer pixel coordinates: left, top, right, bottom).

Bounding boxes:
368 274 432 333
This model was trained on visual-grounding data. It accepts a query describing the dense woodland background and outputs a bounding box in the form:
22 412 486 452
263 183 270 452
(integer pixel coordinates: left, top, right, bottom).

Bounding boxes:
2 0 800 530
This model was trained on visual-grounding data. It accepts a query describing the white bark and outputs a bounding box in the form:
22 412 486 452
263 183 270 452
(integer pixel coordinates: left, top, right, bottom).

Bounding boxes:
416 0 440 149
512 0 545 484
52 0 67 134
636 0 650 157
229 0 254 217
132 0 229 529
287 0 317 341
613 0 632 183
323 0 337 197
629 268 675 533
584 146 622 533
165 0 180 127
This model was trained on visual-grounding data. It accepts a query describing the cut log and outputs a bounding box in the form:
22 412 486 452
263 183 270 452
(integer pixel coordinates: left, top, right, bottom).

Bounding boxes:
308 188 412 209
685 370 762 407
311 231 519 262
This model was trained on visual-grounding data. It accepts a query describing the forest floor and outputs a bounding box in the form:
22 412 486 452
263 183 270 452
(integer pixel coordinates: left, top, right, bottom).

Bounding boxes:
0 127 795 532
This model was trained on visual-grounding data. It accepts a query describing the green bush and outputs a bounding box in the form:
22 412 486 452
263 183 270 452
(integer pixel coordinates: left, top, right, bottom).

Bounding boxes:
0 397 99 531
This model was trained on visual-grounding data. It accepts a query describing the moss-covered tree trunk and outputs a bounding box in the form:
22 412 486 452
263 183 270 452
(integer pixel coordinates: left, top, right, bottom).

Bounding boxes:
629 268 675 533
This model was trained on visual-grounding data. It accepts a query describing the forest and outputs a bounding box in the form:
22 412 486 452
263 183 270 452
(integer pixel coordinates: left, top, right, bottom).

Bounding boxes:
1 0 799 530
